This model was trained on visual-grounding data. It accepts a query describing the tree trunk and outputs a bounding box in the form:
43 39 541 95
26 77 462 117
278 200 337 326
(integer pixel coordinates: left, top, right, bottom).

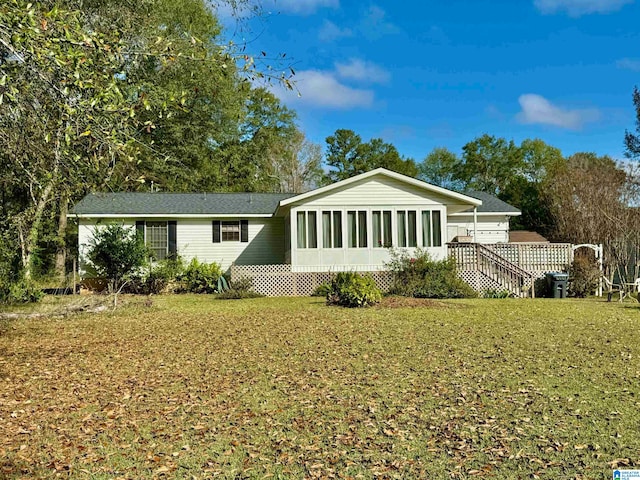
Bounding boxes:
22 179 55 279
55 194 69 281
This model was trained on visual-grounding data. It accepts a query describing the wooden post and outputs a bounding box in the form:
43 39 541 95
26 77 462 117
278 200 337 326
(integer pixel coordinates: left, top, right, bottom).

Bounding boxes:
73 257 77 295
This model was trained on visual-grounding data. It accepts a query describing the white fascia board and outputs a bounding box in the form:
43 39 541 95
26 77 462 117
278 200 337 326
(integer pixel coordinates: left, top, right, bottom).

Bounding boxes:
449 211 522 217
278 168 482 208
67 213 273 219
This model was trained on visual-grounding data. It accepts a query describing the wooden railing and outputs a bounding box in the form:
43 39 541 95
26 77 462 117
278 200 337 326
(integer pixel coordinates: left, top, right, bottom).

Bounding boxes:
448 243 536 297
485 243 572 272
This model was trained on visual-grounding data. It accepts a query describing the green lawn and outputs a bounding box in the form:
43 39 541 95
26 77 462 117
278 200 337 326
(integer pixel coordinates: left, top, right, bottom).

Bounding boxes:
1 296 639 478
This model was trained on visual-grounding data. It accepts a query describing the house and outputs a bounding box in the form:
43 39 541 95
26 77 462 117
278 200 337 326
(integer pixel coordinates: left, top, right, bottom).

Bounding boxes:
71 168 521 277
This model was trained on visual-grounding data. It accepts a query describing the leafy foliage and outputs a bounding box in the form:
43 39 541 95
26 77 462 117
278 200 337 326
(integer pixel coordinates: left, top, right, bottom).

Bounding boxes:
217 277 263 299
387 248 477 299
482 288 514 299
324 271 382 308
568 255 602 298
126 257 185 295
0 277 43 305
179 258 223 294
625 86 640 159
323 129 418 185
86 224 149 291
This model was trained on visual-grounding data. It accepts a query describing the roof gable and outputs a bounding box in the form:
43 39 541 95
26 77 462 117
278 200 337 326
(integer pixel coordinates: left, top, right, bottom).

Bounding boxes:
279 168 482 208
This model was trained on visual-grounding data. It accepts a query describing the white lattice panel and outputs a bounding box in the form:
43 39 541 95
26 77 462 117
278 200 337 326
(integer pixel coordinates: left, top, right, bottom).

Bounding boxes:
230 264 393 297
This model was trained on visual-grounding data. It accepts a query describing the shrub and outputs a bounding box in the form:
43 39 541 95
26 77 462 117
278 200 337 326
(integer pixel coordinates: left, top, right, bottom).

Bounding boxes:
217 277 263 299
126 257 185 294
569 256 601 298
0 277 43 305
180 258 223 294
87 224 149 292
324 271 382 308
386 248 477 299
483 288 513 299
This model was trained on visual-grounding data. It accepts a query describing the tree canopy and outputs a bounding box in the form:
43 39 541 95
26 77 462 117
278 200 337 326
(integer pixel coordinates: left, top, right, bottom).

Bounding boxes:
323 129 418 184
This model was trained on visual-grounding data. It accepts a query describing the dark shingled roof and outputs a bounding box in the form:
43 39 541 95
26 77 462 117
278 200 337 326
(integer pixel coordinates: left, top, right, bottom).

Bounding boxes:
71 192 296 215
509 231 549 243
462 191 520 214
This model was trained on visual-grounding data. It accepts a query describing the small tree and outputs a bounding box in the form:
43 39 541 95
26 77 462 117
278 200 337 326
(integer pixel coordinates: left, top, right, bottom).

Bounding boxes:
87 224 148 293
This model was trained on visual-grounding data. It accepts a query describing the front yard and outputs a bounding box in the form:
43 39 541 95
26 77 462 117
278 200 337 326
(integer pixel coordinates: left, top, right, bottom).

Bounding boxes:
1 296 639 478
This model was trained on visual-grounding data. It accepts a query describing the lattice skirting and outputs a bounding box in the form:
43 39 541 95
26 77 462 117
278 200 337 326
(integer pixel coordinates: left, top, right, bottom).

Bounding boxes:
230 265 550 297
458 270 549 297
458 270 505 293
230 264 393 297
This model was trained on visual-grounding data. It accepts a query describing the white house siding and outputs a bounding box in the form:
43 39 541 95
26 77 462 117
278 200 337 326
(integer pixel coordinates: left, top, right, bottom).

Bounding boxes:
178 218 285 270
300 176 460 208
77 217 285 273
447 214 510 243
285 176 466 271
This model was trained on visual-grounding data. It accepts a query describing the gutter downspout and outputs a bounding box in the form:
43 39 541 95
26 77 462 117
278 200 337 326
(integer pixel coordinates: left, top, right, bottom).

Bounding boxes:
473 206 478 243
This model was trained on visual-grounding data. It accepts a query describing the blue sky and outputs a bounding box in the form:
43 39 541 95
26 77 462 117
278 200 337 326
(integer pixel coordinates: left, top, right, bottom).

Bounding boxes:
218 0 640 162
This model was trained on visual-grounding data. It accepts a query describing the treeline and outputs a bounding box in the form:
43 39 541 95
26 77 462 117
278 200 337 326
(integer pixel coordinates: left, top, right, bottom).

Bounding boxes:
1 0 640 287
0 0 321 282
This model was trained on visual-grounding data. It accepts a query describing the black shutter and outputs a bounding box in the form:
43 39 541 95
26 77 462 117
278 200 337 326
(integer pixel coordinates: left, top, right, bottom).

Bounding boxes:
240 220 249 243
212 220 221 243
168 221 177 258
135 221 145 242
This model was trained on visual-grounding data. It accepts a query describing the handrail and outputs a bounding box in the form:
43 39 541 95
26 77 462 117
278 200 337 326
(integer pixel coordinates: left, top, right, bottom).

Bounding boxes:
448 243 535 297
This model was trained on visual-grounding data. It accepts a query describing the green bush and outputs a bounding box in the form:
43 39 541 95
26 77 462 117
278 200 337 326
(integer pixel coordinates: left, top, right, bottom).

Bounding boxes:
386 248 477 299
87 224 149 291
180 258 223 294
569 255 601 298
0 277 43 305
217 277 263 299
324 271 381 308
126 257 185 294
482 288 513 299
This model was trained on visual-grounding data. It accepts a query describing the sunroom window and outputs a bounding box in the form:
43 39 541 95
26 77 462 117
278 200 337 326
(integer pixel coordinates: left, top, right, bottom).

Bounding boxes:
372 210 392 247
322 211 343 248
422 210 442 247
397 210 417 247
297 211 317 249
347 210 367 248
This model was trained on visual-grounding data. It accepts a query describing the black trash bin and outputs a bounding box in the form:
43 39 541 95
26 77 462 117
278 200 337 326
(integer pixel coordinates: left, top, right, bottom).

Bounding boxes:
545 272 569 298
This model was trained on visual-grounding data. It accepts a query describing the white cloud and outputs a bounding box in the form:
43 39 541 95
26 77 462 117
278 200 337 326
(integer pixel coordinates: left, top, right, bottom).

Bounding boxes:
318 20 353 41
361 5 400 38
335 58 390 84
534 0 634 16
267 0 339 15
617 58 640 71
272 70 374 109
516 94 600 130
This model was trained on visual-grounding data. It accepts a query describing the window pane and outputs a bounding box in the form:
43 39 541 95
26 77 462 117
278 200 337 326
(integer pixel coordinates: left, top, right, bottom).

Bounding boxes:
372 211 381 247
348 211 357 248
146 221 167 260
408 211 417 247
323 211 331 248
308 211 317 248
358 211 367 247
422 211 432 247
433 210 442 247
383 211 392 247
221 221 240 242
333 212 342 248
397 211 406 247
297 212 306 248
